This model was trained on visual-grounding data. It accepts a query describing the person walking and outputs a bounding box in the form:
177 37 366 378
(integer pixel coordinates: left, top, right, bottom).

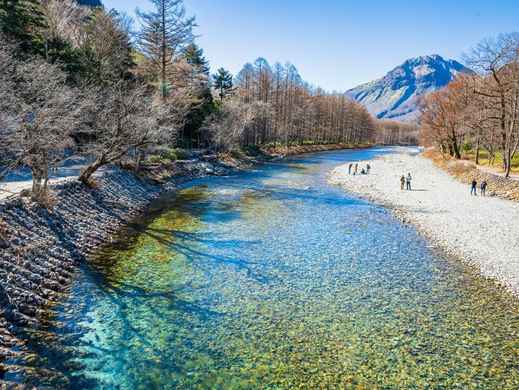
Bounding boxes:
406 173 412 191
480 180 488 197
348 163 353 175
400 175 406 190
354 163 358 175
471 179 477 196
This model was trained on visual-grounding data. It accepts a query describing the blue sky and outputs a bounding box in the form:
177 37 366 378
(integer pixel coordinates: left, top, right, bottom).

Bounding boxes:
103 0 519 91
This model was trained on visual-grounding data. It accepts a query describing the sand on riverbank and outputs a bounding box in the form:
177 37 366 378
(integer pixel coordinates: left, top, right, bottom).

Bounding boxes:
329 147 519 295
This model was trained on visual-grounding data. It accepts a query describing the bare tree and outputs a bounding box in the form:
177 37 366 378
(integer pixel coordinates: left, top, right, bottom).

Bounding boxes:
420 77 473 158
231 58 375 147
137 0 196 99
377 120 419 145
465 33 519 177
78 82 160 184
81 8 135 83
39 0 90 56
0 45 82 201
207 58 377 151
202 99 254 152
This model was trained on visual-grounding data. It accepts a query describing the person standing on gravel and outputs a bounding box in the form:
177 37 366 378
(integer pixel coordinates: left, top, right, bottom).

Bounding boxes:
471 179 478 196
348 163 353 175
366 163 371 174
354 163 358 175
480 180 488 197
406 173 412 190
400 175 406 190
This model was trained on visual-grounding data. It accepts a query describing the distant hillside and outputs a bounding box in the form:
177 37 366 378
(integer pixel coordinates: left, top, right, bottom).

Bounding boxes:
346 55 473 122
76 0 103 7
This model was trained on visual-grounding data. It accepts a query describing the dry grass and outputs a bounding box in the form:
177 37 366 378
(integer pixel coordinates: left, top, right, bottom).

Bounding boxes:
446 160 477 177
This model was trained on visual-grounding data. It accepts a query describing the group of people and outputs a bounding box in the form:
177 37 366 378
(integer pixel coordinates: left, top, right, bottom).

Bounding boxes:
347 160 490 198
348 162 371 175
400 173 412 191
471 179 488 196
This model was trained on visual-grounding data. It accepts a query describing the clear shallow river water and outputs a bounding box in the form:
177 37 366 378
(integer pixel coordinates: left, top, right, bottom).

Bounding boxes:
14 148 519 388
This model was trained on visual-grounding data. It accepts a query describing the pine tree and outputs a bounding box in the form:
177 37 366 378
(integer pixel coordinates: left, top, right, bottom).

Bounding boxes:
180 43 214 148
76 0 102 7
0 0 46 53
212 68 233 101
183 43 209 75
137 0 196 99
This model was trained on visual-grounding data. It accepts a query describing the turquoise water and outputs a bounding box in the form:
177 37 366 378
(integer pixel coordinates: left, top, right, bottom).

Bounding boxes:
14 148 519 388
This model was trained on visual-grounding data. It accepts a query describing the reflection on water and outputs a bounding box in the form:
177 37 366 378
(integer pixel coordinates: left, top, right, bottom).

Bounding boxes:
13 148 519 388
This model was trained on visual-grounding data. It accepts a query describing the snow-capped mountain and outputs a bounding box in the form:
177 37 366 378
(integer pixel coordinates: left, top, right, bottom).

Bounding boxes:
346 55 473 122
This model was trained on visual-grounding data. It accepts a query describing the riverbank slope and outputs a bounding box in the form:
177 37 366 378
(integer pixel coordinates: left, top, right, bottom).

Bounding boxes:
329 147 519 295
0 143 365 384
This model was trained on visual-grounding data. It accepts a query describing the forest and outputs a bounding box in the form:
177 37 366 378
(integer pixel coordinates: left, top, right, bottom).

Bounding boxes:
0 0 385 204
420 33 519 177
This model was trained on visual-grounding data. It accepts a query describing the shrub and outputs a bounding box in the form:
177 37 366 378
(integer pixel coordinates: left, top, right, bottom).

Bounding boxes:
174 149 191 160
161 149 178 161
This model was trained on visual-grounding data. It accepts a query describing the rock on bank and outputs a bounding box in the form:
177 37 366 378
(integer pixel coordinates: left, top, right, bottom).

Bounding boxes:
0 169 162 382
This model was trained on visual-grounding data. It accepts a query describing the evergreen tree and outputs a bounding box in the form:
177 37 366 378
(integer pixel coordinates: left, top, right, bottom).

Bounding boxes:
76 0 102 7
183 43 209 75
212 67 233 101
137 0 196 99
80 9 136 84
0 0 46 53
180 43 214 148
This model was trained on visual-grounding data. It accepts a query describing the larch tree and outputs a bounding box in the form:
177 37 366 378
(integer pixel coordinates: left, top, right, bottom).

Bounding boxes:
205 58 376 152
137 0 196 99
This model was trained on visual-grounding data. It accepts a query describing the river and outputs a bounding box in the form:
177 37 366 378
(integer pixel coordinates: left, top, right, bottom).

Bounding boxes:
14 147 519 388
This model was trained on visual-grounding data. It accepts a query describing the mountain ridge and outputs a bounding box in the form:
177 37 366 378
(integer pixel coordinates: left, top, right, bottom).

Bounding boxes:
346 55 473 122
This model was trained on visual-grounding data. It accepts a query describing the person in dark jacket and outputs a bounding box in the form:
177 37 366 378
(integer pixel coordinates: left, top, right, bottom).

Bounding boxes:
480 180 488 197
471 179 477 196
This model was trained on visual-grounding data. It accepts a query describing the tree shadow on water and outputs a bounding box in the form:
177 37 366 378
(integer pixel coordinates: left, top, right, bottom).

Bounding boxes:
136 226 272 285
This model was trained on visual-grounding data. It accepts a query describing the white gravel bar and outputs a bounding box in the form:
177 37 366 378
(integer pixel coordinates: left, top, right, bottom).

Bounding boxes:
329 147 519 295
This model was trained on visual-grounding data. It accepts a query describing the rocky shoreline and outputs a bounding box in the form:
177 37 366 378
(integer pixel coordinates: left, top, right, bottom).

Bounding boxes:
0 153 242 385
329 147 519 296
0 143 362 385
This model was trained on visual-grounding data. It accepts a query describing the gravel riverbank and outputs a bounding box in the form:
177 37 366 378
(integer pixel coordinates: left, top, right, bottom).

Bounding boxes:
329 147 519 295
